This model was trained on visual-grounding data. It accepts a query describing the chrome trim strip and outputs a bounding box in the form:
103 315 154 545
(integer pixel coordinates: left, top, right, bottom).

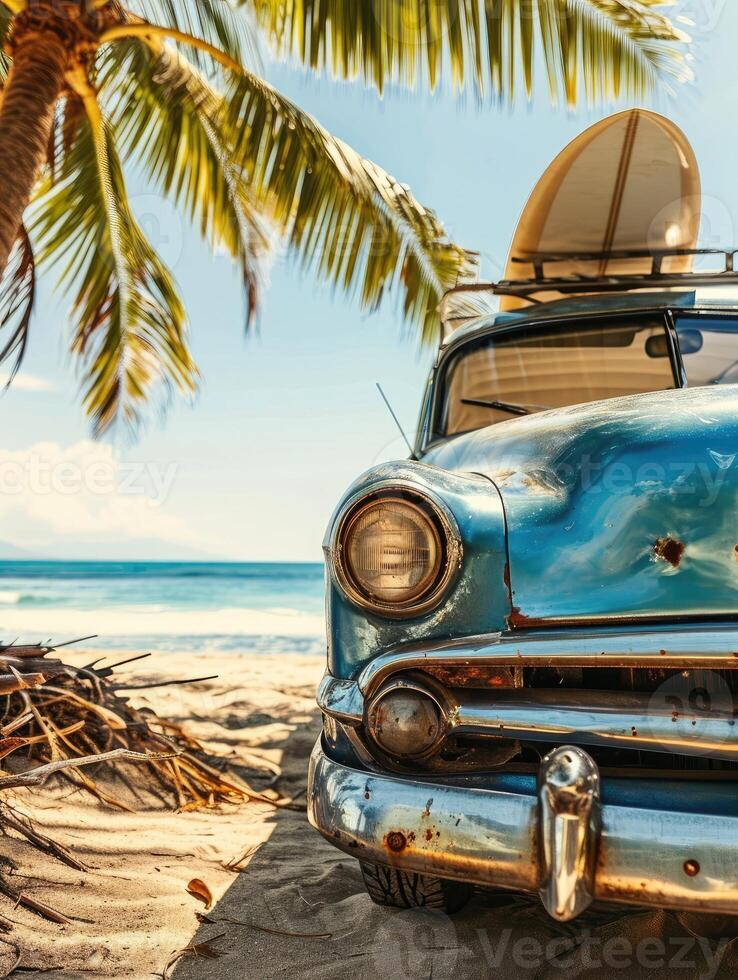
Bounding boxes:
320 675 738 763
317 673 363 726
538 746 600 922
358 625 738 694
308 742 738 917
451 688 738 762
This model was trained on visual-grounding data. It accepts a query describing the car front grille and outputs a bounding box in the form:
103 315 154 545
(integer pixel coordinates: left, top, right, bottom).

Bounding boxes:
408 663 738 776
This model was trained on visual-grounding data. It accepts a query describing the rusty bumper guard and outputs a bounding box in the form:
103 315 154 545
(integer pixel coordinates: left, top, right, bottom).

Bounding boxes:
308 741 738 921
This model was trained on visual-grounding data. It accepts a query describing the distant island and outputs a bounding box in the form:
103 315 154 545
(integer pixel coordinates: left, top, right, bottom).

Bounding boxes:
0 541 223 562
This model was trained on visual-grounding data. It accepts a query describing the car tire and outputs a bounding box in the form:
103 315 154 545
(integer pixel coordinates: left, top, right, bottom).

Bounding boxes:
676 911 738 939
360 861 472 913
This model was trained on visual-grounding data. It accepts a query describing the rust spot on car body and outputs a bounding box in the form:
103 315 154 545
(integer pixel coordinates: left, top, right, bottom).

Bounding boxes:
654 537 685 568
507 606 549 629
422 663 517 690
385 831 408 852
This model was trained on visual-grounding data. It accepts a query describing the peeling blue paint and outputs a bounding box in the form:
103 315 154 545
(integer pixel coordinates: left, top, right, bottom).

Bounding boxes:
425 385 738 623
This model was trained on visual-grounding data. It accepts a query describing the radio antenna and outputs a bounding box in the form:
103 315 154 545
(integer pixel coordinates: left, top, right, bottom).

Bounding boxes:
376 383 417 460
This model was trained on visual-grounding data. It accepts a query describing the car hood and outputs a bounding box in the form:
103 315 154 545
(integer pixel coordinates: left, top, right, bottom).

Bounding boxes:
424 386 738 625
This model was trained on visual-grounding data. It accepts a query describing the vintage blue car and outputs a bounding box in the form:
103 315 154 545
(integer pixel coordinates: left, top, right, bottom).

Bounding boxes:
307 110 738 925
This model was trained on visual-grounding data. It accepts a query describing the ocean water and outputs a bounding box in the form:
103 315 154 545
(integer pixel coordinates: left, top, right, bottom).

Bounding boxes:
0 561 326 654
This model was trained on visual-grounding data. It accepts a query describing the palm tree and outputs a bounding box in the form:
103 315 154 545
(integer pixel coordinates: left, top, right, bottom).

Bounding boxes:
0 1 687 435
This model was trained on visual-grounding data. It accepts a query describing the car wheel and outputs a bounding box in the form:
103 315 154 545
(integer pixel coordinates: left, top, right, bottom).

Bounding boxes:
360 861 472 913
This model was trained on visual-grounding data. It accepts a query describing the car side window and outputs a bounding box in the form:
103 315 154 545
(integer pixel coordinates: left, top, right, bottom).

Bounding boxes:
675 316 738 386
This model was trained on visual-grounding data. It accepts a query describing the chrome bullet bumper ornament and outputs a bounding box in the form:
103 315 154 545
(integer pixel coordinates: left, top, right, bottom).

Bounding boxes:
538 745 601 922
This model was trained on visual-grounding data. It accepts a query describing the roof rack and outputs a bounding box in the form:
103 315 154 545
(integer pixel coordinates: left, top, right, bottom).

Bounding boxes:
442 247 738 323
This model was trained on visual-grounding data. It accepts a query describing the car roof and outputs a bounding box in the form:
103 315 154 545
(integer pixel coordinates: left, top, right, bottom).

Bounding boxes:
440 288 738 353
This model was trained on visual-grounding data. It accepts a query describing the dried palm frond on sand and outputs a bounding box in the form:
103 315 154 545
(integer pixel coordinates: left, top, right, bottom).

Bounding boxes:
0 638 294 945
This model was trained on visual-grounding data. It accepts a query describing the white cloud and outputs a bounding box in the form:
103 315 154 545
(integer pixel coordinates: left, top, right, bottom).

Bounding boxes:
0 372 54 392
0 440 208 557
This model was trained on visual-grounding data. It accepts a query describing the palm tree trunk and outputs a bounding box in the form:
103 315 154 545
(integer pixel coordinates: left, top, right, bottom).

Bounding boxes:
0 33 67 279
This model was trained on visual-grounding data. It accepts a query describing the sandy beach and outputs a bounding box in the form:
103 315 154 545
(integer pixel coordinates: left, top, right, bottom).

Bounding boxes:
0 650 324 979
3 650 738 980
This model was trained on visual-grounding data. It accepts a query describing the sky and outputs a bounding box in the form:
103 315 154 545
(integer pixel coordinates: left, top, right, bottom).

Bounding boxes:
1 1 736 562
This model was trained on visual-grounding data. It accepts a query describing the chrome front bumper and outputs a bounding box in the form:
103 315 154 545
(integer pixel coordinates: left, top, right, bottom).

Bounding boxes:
308 740 738 921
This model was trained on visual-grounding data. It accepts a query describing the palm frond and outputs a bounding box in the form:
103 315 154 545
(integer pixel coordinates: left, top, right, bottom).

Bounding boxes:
128 0 262 71
225 70 477 342
30 83 198 435
246 0 689 102
536 0 690 105
99 39 271 325
98 33 473 342
0 225 35 383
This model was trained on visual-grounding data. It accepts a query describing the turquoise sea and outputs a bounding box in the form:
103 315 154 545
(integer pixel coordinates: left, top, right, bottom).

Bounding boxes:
0 561 325 654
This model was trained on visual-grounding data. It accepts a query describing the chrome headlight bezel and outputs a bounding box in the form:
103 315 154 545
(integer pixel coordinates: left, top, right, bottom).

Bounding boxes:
330 482 462 618
365 677 450 762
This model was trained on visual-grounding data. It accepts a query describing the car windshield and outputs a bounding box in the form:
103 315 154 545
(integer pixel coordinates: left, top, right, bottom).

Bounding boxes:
437 316 676 439
675 315 738 386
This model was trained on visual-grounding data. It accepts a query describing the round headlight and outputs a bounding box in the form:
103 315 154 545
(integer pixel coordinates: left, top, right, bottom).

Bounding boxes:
367 684 446 760
333 490 460 616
